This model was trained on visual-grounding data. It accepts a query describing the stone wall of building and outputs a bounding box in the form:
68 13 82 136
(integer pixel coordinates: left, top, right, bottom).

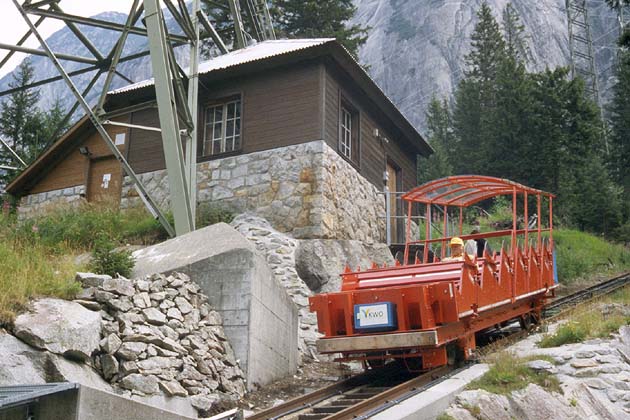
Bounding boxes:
121 141 386 243
17 185 85 219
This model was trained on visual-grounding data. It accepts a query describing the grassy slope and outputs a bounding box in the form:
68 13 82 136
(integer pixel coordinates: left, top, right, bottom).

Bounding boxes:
554 229 630 283
0 204 164 326
0 202 235 326
538 286 630 347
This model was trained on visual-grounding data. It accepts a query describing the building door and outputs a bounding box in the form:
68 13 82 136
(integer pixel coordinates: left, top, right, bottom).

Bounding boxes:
386 161 402 243
87 156 122 205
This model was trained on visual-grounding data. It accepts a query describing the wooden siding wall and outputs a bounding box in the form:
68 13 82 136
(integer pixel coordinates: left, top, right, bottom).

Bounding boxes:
29 118 130 194
126 108 163 174
126 63 323 174
323 64 417 192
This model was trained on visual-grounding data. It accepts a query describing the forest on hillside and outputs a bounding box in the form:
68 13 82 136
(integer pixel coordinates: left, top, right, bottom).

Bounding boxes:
417 2 630 241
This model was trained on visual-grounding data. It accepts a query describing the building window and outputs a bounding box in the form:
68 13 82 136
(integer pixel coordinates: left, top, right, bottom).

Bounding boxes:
338 99 359 164
203 98 241 156
340 107 352 159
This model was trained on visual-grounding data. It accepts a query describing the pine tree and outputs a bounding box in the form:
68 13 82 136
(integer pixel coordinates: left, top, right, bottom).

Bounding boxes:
417 97 454 183
201 1 368 59
0 59 44 186
453 2 506 175
0 61 69 188
502 3 531 64
0 59 40 158
608 36 630 215
272 0 368 58
489 4 532 180
465 2 506 84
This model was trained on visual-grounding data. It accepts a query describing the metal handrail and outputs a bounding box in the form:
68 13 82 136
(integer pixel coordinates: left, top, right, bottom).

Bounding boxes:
379 189 447 245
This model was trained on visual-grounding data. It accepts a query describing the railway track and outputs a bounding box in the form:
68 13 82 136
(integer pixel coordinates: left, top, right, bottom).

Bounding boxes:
246 272 630 420
246 365 454 420
543 271 630 318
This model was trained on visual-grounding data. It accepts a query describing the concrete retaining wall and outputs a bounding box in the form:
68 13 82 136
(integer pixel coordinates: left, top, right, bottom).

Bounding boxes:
132 223 298 390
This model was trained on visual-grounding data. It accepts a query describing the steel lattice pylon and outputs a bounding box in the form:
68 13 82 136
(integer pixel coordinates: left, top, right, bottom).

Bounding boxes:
0 0 275 236
566 0 601 104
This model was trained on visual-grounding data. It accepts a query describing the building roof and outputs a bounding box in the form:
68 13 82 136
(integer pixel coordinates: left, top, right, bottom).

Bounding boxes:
7 38 431 195
0 383 78 409
110 39 334 94
402 175 555 207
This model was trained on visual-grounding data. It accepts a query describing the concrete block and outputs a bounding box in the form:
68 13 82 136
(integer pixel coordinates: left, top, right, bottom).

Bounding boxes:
78 385 196 419
370 364 489 420
132 223 298 389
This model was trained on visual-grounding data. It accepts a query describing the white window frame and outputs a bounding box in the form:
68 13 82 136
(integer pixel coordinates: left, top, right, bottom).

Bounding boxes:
340 106 352 159
203 98 241 156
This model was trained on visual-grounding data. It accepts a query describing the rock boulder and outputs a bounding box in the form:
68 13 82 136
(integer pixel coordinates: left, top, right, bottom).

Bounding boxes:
0 330 112 391
295 239 394 292
13 298 101 361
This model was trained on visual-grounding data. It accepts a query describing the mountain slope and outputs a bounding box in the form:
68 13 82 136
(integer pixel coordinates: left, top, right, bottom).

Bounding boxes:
351 0 619 131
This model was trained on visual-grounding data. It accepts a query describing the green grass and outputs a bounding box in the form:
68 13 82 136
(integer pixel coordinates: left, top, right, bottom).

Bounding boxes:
468 352 562 395
12 203 167 251
553 229 630 283
538 287 630 348
0 203 166 325
0 200 236 325
0 237 79 326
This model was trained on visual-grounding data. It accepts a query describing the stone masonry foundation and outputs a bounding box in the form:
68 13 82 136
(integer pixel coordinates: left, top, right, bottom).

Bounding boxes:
120 141 386 243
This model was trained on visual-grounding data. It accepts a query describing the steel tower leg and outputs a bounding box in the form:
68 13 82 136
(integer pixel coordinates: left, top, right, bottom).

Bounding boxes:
144 0 194 235
186 0 201 223
11 0 176 237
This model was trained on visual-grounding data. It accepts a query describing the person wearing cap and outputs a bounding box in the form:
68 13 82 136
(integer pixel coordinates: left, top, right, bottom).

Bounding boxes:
443 237 464 261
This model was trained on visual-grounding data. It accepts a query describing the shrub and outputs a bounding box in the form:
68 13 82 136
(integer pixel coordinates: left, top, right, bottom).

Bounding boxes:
468 352 561 395
196 203 235 228
89 236 135 278
538 322 587 347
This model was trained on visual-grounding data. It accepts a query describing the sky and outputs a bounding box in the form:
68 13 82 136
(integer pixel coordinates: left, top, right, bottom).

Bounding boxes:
0 1 134 78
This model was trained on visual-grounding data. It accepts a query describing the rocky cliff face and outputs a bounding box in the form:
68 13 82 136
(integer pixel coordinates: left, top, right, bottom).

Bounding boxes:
351 0 620 131
0 2 620 133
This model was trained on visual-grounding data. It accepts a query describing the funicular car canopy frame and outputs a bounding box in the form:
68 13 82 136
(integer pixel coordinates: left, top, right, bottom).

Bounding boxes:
401 175 556 264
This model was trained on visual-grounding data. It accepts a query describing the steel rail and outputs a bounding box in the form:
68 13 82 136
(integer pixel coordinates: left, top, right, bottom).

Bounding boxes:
351 365 467 420
322 365 453 420
543 271 630 317
245 369 380 420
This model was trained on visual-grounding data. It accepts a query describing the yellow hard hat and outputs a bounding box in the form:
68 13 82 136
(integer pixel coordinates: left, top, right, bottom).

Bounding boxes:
450 237 464 247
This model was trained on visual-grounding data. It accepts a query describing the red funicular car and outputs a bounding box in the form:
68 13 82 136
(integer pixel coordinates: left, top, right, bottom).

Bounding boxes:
309 176 558 370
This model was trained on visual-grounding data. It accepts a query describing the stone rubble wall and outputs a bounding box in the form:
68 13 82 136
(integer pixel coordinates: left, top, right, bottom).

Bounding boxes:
319 143 386 243
230 214 319 361
17 185 85 219
120 141 386 243
74 271 246 414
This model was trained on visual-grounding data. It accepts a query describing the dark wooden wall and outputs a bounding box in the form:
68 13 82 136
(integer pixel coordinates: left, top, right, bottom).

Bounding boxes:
126 62 323 174
323 63 418 192
29 118 129 196
23 59 420 198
